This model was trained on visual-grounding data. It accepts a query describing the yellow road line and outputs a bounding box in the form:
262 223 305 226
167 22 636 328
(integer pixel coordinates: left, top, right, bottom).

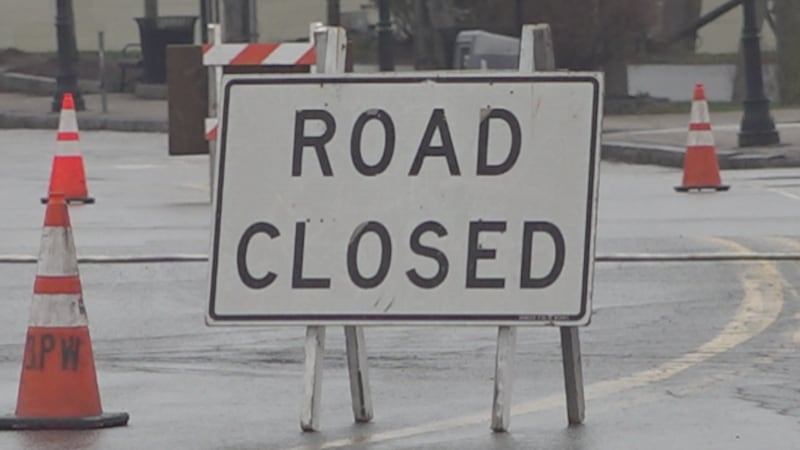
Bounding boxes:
283 237 784 450
760 236 800 345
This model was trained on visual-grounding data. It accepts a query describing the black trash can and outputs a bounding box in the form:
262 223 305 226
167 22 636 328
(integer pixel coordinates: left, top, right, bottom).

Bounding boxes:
135 16 197 84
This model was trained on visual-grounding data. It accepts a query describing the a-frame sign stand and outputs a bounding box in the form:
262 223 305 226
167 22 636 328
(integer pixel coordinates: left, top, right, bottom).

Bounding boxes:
299 24 586 432
300 25 374 432
491 24 586 431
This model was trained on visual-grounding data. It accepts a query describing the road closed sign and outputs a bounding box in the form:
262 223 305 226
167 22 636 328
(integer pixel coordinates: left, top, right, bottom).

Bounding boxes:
208 73 602 326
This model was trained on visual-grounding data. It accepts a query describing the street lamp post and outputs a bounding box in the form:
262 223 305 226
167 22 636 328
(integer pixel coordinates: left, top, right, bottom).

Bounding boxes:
327 0 341 26
515 0 524 35
738 0 779 147
377 0 394 71
52 0 85 112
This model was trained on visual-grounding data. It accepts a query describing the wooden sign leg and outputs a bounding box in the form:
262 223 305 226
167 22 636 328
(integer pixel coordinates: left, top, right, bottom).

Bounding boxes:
520 22 587 427
560 326 585 425
344 325 374 423
297 26 347 433
301 325 326 431
491 325 517 432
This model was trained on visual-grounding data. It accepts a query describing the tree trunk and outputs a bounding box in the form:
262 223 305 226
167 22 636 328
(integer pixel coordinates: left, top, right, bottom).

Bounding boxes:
413 0 456 69
604 59 629 97
660 0 701 50
774 0 800 104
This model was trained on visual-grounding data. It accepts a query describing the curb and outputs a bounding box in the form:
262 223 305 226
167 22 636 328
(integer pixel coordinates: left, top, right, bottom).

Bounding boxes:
0 111 167 133
1 111 797 169
601 141 684 168
0 71 100 96
601 141 800 170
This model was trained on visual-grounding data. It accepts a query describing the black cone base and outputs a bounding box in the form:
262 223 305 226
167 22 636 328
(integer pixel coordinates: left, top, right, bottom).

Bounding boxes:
40 196 95 205
675 185 730 192
0 411 129 430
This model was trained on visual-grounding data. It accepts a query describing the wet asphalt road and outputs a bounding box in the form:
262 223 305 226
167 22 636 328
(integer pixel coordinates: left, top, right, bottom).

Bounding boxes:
0 130 799 449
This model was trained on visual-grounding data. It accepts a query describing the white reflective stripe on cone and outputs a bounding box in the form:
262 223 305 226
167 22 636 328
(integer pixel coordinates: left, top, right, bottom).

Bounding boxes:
55 139 81 156
687 130 715 147
58 108 79 134
690 101 710 124
29 293 89 327
37 227 79 277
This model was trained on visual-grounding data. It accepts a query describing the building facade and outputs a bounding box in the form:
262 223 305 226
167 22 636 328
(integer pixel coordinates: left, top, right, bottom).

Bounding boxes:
0 1 776 55
0 0 369 53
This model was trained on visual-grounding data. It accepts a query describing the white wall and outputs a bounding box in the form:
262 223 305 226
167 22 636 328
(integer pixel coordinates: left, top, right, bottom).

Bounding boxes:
255 0 324 42
627 63 779 101
0 2 57 51
0 0 198 52
628 64 736 101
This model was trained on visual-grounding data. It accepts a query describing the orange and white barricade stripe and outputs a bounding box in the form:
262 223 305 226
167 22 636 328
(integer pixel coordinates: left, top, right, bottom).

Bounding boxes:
202 29 319 141
202 42 315 67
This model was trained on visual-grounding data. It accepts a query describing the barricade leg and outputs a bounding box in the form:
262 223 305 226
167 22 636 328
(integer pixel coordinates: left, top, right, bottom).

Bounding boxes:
491 326 517 432
560 326 585 425
298 25 346 432
301 325 326 431
344 325 373 423
519 22 587 427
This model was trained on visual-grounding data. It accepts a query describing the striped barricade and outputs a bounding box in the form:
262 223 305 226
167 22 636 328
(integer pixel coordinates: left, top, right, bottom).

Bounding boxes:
202 42 316 140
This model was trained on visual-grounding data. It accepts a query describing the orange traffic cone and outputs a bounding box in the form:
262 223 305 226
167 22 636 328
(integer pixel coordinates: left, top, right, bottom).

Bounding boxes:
675 83 729 192
40 93 95 204
0 193 127 430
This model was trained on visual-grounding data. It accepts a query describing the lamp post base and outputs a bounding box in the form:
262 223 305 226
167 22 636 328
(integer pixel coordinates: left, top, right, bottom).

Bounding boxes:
738 129 780 148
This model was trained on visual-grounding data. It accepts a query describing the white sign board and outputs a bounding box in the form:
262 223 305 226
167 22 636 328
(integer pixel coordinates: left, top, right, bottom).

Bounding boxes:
208 73 602 326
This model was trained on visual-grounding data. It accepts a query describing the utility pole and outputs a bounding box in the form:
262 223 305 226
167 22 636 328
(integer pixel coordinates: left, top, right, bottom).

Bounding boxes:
52 0 85 112
515 0 524 35
327 0 341 26
201 0 210 42
738 0 779 146
144 0 158 18
222 0 252 42
377 0 394 71
200 0 221 43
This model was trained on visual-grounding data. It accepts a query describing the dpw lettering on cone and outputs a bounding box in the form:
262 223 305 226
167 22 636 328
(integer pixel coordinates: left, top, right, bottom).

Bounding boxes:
0 194 127 430
675 83 729 192
40 93 95 204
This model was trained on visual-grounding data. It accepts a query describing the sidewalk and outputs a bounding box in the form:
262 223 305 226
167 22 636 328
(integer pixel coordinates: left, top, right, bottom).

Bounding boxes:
0 91 166 132
2 90 800 169
604 107 800 169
